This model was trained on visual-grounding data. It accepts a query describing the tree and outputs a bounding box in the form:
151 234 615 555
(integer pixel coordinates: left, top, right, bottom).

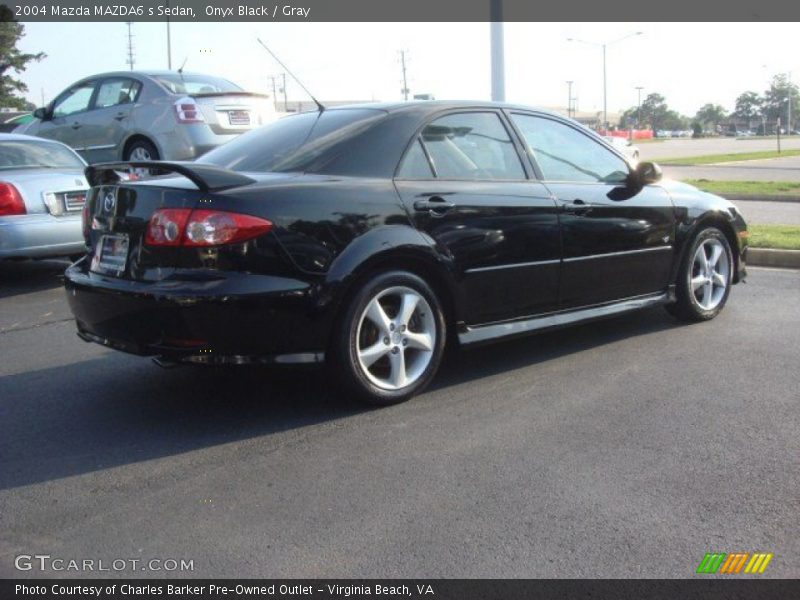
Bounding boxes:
733 91 763 123
762 74 799 130
0 15 45 110
695 103 728 133
619 92 687 133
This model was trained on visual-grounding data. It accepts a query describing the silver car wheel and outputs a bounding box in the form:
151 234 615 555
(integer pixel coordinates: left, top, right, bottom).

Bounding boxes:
130 146 152 161
355 286 436 391
690 238 730 311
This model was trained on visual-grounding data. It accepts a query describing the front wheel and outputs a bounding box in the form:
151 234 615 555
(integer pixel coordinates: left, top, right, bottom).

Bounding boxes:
332 271 446 406
667 227 733 321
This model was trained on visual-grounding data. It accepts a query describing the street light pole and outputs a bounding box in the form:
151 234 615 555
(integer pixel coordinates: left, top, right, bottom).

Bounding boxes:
490 0 505 102
566 80 573 117
567 31 643 132
636 86 644 128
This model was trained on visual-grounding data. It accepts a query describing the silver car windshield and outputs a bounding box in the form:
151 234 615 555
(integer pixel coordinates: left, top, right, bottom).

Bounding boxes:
0 141 85 170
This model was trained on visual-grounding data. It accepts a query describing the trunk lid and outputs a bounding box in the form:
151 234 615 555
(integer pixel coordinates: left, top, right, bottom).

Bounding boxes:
191 93 276 135
0 168 88 215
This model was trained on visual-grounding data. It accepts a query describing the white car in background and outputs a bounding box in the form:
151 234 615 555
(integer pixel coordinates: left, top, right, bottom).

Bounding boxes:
604 136 640 163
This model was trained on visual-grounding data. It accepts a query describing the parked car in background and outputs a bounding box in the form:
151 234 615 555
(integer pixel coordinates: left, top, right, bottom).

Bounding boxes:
15 71 276 164
0 133 89 260
0 112 34 133
65 101 747 406
604 135 640 162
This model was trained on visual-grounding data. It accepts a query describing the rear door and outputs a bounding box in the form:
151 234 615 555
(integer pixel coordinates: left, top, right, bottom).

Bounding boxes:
394 110 561 325
80 77 142 163
510 112 675 308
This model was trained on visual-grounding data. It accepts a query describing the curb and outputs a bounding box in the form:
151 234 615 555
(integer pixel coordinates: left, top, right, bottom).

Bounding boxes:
747 248 800 269
725 194 800 203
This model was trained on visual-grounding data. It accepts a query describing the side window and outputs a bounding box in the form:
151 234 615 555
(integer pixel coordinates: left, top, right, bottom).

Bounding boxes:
511 113 630 184
420 112 525 180
95 78 142 109
52 82 96 118
397 139 433 178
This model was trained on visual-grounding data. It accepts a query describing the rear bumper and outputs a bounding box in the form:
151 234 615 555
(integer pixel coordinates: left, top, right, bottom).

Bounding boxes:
154 126 239 161
64 262 329 362
0 213 85 259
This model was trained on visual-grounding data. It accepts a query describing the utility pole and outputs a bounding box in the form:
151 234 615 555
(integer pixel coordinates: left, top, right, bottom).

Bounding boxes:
490 0 505 102
268 75 279 111
40 88 45 107
399 50 409 101
636 86 644 129
566 81 573 118
568 32 643 132
125 22 135 71
281 73 288 112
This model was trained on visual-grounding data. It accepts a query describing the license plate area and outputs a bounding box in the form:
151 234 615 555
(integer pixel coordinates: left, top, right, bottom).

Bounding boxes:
228 110 250 126
91 234 129 276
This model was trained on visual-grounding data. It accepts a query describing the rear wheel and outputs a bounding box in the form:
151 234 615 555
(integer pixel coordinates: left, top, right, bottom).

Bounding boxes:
667 227 733 321
332 271 446 406
124 139 160 177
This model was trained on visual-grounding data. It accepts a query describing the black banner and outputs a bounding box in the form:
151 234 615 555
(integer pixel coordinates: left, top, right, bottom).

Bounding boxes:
2 0 800 22
3 580 800 600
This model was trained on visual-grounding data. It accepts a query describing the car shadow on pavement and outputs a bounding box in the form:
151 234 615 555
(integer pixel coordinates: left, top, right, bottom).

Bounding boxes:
0 307 687 491
0 259 70 300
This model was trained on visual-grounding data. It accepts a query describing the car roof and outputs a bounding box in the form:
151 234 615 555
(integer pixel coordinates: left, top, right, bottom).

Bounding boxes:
322 100 566 119
0 132 69 144
68 70 234 81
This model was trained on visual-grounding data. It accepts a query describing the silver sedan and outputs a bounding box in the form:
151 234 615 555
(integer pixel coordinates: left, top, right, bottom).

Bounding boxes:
0 133 89 260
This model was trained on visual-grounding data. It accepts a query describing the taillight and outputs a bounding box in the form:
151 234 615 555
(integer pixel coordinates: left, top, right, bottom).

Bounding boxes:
144 208 192 246
81 200 91 240
145 208 272 247
174 97 205 124
0 182 26 216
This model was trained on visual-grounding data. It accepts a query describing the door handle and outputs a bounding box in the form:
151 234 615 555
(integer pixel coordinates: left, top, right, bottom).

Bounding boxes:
413 196 456 215
561 199 592 215
71 122 82 130
114 113 128 121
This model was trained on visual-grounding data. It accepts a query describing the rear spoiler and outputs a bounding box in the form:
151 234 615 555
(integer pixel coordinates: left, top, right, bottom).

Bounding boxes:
85 161 256 193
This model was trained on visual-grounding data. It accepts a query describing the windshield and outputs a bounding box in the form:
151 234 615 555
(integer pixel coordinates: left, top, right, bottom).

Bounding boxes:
0 140 84 170
199 108 386 173
150 73 243 95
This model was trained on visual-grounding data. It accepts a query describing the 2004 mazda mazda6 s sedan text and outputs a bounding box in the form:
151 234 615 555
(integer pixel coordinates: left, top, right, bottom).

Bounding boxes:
65 101 748 405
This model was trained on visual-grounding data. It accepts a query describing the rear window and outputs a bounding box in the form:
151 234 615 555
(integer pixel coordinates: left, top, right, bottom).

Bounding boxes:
0 140 84 170
150 73 243 95
198 108 386 173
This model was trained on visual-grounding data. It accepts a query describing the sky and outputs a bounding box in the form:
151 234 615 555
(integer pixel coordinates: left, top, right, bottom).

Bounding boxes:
14 22 800 117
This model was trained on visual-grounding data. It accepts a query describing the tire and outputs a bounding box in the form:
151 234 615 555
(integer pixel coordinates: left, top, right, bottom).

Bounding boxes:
331 270 446 406
124 138 159 162
667 226 733 322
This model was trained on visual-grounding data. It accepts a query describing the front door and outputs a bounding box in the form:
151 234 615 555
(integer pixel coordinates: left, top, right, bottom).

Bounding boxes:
35 80 97 158
394 111 561 325
509 112 676 308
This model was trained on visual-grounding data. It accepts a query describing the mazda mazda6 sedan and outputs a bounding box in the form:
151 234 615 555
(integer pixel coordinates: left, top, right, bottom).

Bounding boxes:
65 101 748 405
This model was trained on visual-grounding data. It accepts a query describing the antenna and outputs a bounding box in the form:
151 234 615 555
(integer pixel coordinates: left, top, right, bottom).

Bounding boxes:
256 38 324 112
178 56 188 73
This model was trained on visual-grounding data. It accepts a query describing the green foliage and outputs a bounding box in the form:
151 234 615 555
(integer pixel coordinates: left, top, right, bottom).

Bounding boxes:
619 92 688 132
695 103 728 132
0 17 45 109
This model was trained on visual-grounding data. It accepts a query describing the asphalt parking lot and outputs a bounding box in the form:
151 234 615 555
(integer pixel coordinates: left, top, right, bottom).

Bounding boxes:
0 260 798 578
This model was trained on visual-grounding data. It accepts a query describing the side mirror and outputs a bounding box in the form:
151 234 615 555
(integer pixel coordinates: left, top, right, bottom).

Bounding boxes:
32 107 49 121
632 161 662 186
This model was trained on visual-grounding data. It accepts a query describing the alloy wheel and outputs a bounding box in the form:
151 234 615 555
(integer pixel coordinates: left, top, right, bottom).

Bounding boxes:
355 286 436 391
690 238 729 311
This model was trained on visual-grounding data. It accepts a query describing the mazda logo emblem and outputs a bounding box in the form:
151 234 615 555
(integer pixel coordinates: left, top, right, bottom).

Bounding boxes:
103 190 116 213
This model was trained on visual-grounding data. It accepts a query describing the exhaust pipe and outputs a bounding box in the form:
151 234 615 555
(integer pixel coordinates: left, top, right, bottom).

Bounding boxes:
151 356 180 369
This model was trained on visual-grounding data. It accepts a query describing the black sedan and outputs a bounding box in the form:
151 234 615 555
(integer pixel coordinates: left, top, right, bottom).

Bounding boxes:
65 101 747 405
